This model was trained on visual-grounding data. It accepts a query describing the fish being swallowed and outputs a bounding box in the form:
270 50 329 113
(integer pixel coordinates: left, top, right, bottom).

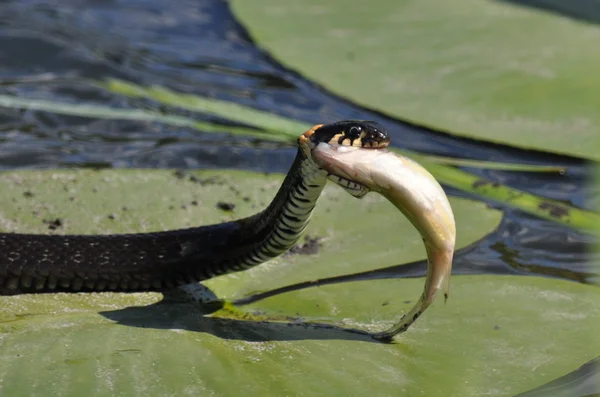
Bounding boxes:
310 141 456 341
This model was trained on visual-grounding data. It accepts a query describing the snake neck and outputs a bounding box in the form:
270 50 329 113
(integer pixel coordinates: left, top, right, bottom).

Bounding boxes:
227 148 328 272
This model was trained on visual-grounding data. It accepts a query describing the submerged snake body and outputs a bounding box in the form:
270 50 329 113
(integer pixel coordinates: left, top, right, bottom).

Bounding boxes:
0 121 389 295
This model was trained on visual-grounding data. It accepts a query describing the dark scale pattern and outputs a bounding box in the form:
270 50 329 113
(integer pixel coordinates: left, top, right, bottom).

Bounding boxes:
0 223 242 294
0 149 316 295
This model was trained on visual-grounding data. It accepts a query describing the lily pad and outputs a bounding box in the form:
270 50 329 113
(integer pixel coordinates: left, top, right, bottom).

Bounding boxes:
230 0 600 160
0 169 596 396
0 275 598 396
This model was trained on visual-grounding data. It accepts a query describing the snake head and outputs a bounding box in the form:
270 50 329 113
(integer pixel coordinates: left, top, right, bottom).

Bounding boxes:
299 120 390 198
301 120 390 150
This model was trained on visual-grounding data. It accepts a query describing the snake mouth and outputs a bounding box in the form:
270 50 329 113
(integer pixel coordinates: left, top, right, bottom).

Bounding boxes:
300 121 389 198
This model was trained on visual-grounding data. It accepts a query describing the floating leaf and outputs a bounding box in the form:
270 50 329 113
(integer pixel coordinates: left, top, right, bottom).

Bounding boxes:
0 169 596 395
230 0 600 160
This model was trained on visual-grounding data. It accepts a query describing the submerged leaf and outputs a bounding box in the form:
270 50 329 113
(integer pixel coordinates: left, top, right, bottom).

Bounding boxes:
0 94 288 142
420 158 600 232
98 78 306 139
399 150 567 173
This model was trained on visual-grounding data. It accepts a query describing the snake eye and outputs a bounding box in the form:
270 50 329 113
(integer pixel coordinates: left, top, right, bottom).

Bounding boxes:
347 126 362 140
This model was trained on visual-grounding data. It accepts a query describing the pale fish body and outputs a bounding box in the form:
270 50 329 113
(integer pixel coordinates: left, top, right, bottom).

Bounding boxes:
312 143 456 341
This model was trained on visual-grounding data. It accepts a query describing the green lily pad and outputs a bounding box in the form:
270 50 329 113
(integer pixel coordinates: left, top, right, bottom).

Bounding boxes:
0 169 597 396
1 276 598 396
230 0 600 160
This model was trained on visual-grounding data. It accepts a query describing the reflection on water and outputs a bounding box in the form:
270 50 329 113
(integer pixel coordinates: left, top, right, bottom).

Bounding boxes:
0 0 597 395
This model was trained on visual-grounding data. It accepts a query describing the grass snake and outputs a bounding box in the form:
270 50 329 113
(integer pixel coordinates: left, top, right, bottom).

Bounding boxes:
1 120 457 340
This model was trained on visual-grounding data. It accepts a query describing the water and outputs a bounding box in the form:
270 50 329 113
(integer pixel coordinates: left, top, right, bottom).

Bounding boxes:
0 0 597 395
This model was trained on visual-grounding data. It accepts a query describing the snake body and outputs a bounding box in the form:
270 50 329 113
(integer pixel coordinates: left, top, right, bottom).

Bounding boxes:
0 121 389 295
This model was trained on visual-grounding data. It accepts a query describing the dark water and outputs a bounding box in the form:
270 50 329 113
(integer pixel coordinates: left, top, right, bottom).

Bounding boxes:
497 0 600 25
0 0 597 395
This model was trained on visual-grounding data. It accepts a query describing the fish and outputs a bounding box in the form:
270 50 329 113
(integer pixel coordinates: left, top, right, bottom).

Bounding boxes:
311 143 456 341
